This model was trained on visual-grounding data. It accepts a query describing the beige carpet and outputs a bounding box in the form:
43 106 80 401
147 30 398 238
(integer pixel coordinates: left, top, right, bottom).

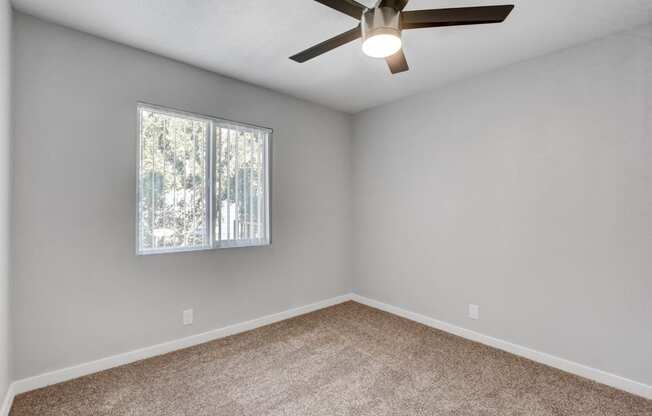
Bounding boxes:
10 301 652 415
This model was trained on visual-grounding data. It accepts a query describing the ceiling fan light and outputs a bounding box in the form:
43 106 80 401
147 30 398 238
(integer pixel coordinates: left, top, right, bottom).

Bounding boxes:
361 7 402 58
362 33 402 58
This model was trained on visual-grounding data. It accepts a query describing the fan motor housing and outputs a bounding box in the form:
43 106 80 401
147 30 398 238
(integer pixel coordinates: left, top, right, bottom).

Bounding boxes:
361 7 401 43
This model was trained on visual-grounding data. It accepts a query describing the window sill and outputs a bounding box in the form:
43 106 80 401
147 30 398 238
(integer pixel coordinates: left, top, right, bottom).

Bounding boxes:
137 239 271 256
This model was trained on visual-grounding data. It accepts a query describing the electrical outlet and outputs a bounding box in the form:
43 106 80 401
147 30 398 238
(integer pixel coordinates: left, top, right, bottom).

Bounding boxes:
468 304 480 320
183 309 193 325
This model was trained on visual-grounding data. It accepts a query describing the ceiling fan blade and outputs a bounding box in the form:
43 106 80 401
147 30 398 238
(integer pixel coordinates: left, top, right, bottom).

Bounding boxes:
376 0 409 11
386 49 409 74
401 5 514 30
290 26 361 63
313 0 366 20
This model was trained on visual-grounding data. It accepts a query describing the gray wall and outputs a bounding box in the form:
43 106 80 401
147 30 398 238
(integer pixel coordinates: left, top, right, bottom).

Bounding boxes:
353 25 652 385
12 13 353 380
0 0 12 401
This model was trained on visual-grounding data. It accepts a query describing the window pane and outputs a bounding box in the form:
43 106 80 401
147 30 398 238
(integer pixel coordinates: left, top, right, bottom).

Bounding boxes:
138 107 209 253
215 123 268 246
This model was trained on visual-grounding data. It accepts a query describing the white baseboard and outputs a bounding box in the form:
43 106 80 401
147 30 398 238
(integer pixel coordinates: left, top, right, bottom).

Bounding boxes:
351 294 652 400
1 383 14 416
11 293 354 396
8 292 651 404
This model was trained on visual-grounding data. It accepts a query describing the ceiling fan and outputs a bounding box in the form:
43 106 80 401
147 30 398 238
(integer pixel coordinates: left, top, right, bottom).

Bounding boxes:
290 0 514 74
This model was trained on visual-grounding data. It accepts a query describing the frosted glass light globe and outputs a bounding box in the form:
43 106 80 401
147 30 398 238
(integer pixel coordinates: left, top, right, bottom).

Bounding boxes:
362 34 402 58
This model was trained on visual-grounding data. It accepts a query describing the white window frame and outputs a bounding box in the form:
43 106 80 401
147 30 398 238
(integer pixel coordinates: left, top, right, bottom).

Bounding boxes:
136 102 272 255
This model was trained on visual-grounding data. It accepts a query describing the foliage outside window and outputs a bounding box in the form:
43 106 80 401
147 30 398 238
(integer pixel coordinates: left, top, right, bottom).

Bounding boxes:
137 104 271 254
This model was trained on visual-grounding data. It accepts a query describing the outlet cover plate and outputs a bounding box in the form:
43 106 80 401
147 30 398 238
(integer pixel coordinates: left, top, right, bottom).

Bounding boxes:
183 309 193 325
469 304 480 320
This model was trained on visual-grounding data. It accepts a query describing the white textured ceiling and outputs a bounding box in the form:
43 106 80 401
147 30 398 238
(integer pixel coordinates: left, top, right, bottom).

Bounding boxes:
11 0 652 113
